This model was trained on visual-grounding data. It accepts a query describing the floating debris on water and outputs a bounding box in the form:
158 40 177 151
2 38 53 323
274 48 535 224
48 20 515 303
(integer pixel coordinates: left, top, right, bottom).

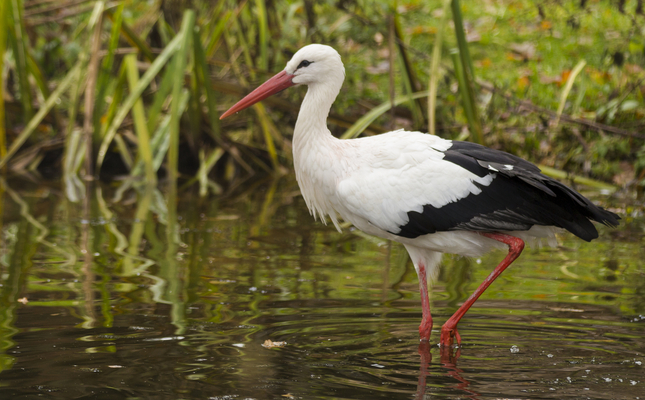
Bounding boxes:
262 340 287 349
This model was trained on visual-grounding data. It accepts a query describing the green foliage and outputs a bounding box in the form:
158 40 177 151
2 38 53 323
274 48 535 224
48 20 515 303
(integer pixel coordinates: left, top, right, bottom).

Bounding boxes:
0 0 643 194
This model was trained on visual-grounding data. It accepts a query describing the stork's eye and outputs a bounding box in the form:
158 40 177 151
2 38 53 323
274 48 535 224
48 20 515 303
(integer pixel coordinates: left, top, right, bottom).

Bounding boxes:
297 60 312 69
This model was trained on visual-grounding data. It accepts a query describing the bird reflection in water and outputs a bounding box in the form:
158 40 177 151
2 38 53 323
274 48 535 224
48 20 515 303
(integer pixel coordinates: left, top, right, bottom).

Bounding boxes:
417 342 479 399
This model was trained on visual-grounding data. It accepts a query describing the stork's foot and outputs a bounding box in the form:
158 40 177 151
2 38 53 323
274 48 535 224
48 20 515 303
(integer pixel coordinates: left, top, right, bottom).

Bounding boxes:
440 323 462 364
439 323 461 347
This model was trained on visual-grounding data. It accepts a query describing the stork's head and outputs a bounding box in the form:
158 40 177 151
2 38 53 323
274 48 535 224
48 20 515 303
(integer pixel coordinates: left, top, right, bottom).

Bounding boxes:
220 44 345 119
284 44 345 86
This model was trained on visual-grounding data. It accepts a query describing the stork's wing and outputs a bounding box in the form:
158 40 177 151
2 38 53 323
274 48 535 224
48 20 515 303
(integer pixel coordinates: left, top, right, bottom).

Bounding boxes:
337 138 619 242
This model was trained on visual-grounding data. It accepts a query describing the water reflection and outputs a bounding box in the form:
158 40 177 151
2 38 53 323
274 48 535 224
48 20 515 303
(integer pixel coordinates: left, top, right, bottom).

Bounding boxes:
0 176 643 399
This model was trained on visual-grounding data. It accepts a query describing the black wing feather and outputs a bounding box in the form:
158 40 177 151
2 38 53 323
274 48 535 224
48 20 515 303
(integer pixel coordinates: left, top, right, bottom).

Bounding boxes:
396 141 620 241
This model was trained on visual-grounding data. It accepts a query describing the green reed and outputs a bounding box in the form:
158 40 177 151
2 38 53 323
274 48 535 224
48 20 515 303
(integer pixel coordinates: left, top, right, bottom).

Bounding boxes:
0 0 633 197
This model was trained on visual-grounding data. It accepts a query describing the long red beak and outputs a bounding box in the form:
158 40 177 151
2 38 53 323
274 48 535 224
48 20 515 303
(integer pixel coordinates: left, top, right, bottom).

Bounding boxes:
220 70 296 119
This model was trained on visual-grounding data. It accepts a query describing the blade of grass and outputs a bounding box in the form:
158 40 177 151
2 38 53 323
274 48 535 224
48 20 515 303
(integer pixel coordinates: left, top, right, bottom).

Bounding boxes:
166 12 194 253
451 0 476 85
8 0 33 121
63 55 87 146
388 14 395 124
132 90 189 177
113 133 133 169
147 62 176 134
72 136 86 173
63 61 87 200
64 102 85 171
186 44 200 152
105 8 155 62
554 60 586 128
0 0 7 162
451 0 483 144
64 170 85 203
341 90 430 140
156 12 173 46
193 27 221 140
94 2 124 138
451 49 483 144
393 12 425 126
83 1 105 179
571 76 587 117
450 49 473 124
252 178 278 233
154 90 189 172
253 102 280 170
63 128 84 202
96 30 186 171
206 1 252 60
198 147 224 197
26 53 50 105
254 0 268 71
230 10 255 83
428 0 451 136
204 0 234 58
99 62 127 139
26 50 61 134
167 11 194 185
206 10 232 58
124 53 156 183
0 60 82 169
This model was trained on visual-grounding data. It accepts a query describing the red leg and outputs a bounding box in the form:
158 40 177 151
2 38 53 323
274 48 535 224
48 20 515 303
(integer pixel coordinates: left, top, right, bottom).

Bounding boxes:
418 262 433 341
439 232 525 347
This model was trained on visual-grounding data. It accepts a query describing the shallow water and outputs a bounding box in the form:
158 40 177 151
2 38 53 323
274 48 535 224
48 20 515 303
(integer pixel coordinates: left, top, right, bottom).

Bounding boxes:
0 176 643 399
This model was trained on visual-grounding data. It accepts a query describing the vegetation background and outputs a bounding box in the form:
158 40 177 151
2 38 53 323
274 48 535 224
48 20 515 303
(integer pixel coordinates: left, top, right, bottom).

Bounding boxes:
1 0 644 198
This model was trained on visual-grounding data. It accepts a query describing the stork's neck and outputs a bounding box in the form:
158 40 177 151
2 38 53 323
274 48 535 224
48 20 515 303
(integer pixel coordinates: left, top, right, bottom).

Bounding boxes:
293 80 342 152
291 80 345 231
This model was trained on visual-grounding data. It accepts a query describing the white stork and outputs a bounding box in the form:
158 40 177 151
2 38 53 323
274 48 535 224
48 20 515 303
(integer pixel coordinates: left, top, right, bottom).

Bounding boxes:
220 44 620 347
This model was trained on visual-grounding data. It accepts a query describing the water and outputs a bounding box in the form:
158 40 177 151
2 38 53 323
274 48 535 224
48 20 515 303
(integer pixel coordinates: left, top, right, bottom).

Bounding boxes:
0 176 643 399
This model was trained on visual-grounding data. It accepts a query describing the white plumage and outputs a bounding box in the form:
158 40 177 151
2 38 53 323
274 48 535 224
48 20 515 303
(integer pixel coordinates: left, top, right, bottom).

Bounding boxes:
221 44 619 347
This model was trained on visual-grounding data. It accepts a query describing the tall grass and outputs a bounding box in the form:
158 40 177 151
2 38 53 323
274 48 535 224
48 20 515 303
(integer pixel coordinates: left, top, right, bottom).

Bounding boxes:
1 1 299 197
0 0 635 196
